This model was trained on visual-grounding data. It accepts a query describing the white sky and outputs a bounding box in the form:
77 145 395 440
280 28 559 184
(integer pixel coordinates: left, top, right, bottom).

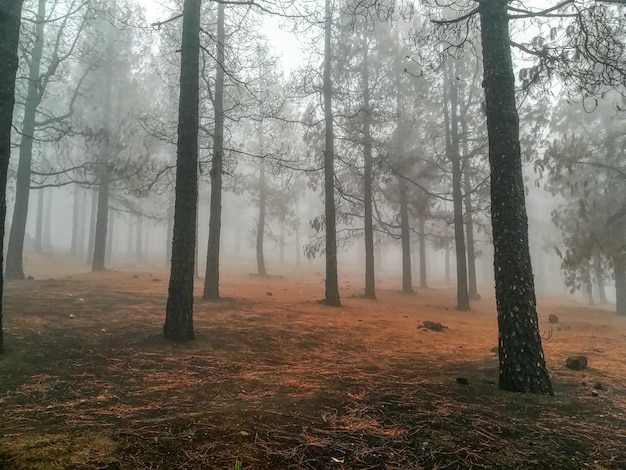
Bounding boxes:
138 0 304 74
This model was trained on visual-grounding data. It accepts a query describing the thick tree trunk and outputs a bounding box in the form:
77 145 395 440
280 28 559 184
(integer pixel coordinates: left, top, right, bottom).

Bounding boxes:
362 35 375 299
399 180 413 294
194 209 200 279
256 154 267 276
6 0 46 280
323 0 340 306
164 0 201 341
613 256 626 316
479 0 553 394
419 211 428 288
444 61 470 311
203 1 225 300
166 198 174 266
0 0 25 351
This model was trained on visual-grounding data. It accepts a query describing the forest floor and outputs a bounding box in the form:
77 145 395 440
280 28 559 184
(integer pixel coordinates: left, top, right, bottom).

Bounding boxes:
0 259 625 469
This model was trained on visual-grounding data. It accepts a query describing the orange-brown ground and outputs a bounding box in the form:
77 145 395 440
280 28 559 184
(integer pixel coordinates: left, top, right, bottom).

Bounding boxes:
0 262 625 469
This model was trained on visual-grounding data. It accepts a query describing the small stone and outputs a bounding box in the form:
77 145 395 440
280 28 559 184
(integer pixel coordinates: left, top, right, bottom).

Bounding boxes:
152 278 161 282
240 431 249 436
591 390 599 397
593 382 607 391
548 314 559 324
422 321 446 331
456 377 469 385
133 274 139 279
266 291 273 296
566 355 588 371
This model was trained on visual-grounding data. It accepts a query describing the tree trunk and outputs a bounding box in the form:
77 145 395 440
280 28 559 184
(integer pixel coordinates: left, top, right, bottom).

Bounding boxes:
203 1 225 300
91 20 115 272
71 184 81 256
279 222 286 264
35 188 44 253
295 218 301 267
419 211 428 288
92 169 110 271
584 266 593 305
136 214 143 262
6 0 46 280
144 220 151 261
256 153 267 276
323 0 340 306
479 0 553 394
461 115 480 300
444 61 470 311
43 186 51 249
88 189 97 262
106 208 114 263
0 0 25 351
399 180 413 294
166 197 174 266
164 0 201 341
594 258 607 304
362 34 375 299
78 187 87 256
614 256 626 316
195 208 200 279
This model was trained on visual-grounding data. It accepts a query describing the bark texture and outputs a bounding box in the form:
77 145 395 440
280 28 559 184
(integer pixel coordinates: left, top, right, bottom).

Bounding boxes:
322 0 340 306
362 35 375 299
479 0 553 394
164 0 201 341
203 1 225 300
0 0 25 351
6 0 46 280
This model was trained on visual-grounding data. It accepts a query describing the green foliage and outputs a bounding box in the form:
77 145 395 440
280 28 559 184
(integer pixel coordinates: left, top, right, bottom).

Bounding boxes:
537 94 626 295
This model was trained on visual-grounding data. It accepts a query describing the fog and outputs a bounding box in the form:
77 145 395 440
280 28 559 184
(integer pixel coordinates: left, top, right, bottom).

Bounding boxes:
4 0 624 310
